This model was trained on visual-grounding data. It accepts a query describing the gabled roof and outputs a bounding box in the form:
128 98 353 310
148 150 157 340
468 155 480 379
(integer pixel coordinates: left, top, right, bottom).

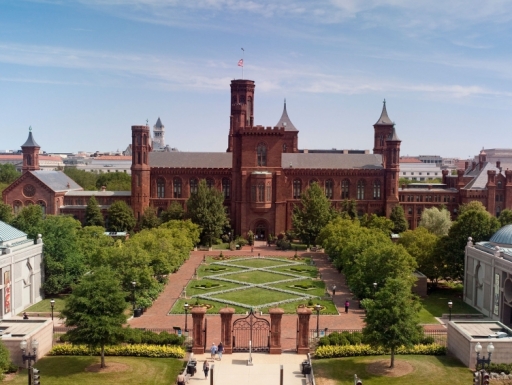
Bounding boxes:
275 100 298 131
31 171 83 192
0 221 27 244
374 100 393 125
282 153 383 170
21 130 40 148
149 152 232 168
154 117 164 129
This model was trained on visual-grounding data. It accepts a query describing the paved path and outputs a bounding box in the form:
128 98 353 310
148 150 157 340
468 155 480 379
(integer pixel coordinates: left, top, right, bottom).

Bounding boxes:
187 352 308 385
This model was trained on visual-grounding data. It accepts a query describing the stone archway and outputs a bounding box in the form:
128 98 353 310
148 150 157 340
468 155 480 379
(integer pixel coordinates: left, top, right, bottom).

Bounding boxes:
253 219 269 242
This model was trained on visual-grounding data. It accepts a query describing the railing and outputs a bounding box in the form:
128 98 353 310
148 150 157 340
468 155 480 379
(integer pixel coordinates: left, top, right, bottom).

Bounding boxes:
306 353 315 385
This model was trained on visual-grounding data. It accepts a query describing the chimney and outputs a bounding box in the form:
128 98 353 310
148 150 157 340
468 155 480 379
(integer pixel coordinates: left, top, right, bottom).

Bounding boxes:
101 186 106 191
465 161 469 170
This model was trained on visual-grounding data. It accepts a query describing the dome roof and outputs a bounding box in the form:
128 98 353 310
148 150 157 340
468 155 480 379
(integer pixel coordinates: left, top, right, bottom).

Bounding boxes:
490 224 512 246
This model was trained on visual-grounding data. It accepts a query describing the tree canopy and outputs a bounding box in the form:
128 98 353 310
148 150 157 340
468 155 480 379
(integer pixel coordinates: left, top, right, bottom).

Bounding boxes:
390 205 408 233
85 196 105 227
419 207 452 237
161 201 184 222
11 204 44 239
499 209 512 227
139 206 161 230
96 172 131 191
399 227 441 283
107 201 136 232
0 202 13 224
63 167 98 190
0 164 21 184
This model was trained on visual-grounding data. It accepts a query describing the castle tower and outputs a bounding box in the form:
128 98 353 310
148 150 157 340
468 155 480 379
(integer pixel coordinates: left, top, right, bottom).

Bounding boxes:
384 126 401 216
21 127 41 173
131 124 151 220
373 100 394 155
152 117 165 151
228 79 255 152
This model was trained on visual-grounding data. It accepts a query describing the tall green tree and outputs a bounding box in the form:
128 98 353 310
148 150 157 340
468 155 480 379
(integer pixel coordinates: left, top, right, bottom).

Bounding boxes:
399 227 441 284
96 172 131 191
390 205 408 233
340 199 357 219
499 209 512 227
0 202 13 224
292 182 335 247
186 179 228 246
85 196 104 227
161 201 185 222
140 206 161 230
0 164 21 184
107 201 136 232
63 167 98 190
360 213 394 235
11 204 43 239
419 207 452 237
61 266 127 368
362 278 422 369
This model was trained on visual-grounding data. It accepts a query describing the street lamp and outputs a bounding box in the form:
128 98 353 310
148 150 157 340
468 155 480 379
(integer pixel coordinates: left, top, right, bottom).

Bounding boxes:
448 300 453 322
373 282 377 297
50 299 55 321
184 302 189 332
20 339 38 385
131 281 137 313
315 304 321 338
475 342 494 371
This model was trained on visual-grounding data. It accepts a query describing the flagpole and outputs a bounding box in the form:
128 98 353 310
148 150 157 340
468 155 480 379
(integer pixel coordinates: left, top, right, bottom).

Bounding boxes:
242 48 244 79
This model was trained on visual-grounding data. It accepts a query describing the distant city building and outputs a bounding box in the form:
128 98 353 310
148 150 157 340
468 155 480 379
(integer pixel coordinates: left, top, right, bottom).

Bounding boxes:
152 117 165 151
399 157 442 181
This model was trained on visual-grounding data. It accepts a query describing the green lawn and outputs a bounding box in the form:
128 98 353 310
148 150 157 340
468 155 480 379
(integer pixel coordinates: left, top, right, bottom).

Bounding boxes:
185 279 245 296
272 265 318 278
214 287 301 306
212 243 229 250
419 285 480 324
171 298 248 314
22 295 67 314
260 298 338 314
8 356 184 385
313 355 473 385
269 279 326 297
197 264 245 277
227 259 292 268
223 270 292 284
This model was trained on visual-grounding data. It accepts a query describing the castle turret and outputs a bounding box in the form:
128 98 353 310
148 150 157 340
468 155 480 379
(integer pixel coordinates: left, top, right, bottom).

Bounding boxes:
152 117 165 151
21 127 40 173
373 100 394 155
384 126 401 216
228 79 255 152
131 124 151 220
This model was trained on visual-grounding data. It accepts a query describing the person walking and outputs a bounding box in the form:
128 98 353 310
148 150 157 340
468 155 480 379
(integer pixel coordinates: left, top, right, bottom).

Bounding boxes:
210 342 217 359
332 285 336 296
217 342 224 361
203 360 210 379
344 300 350 313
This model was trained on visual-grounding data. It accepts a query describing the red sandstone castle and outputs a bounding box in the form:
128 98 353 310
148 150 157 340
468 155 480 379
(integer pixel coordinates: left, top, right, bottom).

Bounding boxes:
4 79 511 234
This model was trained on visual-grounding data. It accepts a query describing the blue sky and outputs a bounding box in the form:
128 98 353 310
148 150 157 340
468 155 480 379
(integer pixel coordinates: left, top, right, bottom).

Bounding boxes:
2 0 512 158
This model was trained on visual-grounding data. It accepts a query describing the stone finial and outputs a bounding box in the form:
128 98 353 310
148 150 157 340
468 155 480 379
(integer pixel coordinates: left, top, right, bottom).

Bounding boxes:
467 237 473 246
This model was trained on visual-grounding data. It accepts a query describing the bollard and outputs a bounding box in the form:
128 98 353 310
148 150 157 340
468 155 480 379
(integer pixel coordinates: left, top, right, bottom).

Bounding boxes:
210 364 214 385
280 365 283 385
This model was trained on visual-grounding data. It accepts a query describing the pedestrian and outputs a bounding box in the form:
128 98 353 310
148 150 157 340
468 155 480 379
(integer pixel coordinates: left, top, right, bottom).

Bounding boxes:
23 312 28 320
210 342 217 359
176 373 186 385
217 342 224 361
345 300 350 313
203 360 209 379
332 285 336 296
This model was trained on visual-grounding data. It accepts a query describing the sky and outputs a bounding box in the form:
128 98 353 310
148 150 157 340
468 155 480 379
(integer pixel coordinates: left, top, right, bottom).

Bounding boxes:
2 1 512 158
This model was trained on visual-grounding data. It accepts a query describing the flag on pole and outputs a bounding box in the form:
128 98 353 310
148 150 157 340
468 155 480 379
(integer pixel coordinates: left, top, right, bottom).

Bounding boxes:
238 59 244 67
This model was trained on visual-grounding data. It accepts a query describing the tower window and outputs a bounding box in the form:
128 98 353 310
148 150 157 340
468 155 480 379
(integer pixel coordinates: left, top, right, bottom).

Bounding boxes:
173 178 182 198
293 179 302 199
257 143 267 166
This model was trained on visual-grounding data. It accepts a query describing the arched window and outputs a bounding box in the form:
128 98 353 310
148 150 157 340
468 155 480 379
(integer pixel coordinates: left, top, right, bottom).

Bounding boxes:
173 178 182 198
239 95 246 104
258 183 265 202
190 178 198 194
206 178 215 189
325 180 333 199
341 180 350 199
157 178 165 198
293 179 302 199
257 143 267 166
26 155 32 166
37 200 46 218
498 181 503 188
266 182 271 201
357 180 365 200
373 180 381 199
222 178 230 199
13 200 22 215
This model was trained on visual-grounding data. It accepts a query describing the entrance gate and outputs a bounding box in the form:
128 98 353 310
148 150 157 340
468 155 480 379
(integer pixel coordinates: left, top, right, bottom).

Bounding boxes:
232 309 270 352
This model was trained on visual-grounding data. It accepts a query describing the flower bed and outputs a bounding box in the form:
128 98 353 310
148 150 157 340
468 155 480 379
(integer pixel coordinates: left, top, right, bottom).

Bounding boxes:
315 343 446 358
49 344 186 358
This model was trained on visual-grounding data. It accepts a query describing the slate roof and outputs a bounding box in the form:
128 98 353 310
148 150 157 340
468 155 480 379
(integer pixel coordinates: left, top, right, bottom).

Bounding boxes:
375 101 393 125
275 100 298 131
154 117 164 128
21 131 40 148
149 152 232 168
387 126 400 141
0 221 27 244
463 161 512 190
64 191 131 196
282 153 383 169
31 171 82 192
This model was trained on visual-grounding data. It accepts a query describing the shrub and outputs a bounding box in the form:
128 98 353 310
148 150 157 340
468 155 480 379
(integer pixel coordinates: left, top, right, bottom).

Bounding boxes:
5 362 18 374
49 344 185 358
480 362 512 374
315 343 446 359
235 236 248 247
59 334 70 343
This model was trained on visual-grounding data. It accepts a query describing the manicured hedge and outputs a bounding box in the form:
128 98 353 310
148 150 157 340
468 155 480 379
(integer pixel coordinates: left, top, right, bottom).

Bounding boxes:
49 344 185 358
480 362 512 374
315 343 446 358
59 329 185 346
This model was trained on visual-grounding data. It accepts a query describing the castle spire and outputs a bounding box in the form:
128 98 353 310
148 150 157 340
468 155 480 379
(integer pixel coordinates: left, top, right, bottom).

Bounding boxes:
375 99 393 125
276 99 297 131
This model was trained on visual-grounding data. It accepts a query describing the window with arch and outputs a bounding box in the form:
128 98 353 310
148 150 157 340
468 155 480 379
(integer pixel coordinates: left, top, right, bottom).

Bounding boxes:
498 181 503 188
173 178 182 198
206 178 215 189
341 180 350 199
157 178 165 198
325 180 333 199
222 178 230 199
239 95 246 104
37 200 46 218
258 183 265 202
26 155 32 166
13 201 22 215
373 180 381 199
266 182 271 201
357 180 365 200
257 143 267 166
190 178 198 194
293 179 302 199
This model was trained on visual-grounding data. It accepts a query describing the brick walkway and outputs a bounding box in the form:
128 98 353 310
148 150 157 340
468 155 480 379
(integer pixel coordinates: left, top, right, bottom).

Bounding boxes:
128 242 366 350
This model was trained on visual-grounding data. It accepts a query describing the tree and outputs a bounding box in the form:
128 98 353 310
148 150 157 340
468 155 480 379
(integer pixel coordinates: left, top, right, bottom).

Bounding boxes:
499 209 512 227
107 201 136 232
419 207 452 237
76 226 114 267
362 278 422 368
140 206 161 230
161 201 184 222
85 196 104 227
11 205 43 239
186 179 228 246
390 205 408 233
399 227 441 284
63 167 98 190
96 172 131 191
292 182 335 247
0 202 13 224
340 199 357 219
360 213 394 235
0 340 11 381
61 266 127 368
0 164 21 184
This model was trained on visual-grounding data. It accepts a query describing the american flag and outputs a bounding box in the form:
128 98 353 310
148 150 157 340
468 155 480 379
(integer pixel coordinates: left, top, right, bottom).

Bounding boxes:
238 59 244 67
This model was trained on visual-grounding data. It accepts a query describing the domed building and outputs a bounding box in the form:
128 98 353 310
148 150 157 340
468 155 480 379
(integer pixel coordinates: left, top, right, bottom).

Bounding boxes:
464 225 512 327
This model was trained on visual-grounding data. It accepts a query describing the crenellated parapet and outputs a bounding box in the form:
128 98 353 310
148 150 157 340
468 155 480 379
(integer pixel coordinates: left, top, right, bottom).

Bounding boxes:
237 125 286 135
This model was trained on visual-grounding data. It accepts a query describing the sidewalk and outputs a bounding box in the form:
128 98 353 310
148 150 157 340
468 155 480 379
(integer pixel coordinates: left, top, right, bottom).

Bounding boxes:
187 352 308 385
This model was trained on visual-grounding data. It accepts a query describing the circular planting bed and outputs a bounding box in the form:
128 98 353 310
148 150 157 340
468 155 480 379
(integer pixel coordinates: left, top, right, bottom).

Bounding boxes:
366 359 414 377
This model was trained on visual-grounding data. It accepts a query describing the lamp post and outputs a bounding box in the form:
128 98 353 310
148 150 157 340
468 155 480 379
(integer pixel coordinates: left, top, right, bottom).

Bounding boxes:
184 302 189 333
50 299 55 321
373 282 377 298
475 342 494 371
131 281 136 313
448 300 453 322
315 304 321 338
20 339 38 385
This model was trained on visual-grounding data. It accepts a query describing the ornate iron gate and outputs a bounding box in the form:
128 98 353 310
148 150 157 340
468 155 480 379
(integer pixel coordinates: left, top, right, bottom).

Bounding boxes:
232 309 270 352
